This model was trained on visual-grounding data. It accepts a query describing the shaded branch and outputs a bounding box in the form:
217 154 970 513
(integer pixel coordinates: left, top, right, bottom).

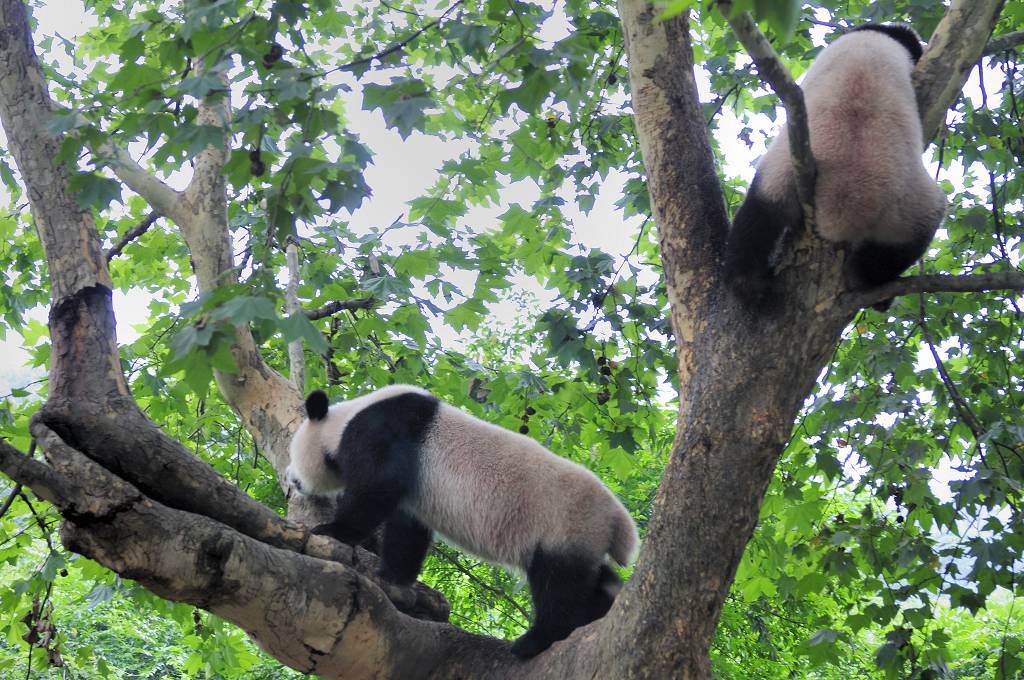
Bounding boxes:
918 297 985 439
914 0 1006 142
716 1 816 219
105 212 160 261
0 481 21 520
285 240 304 392
984 29 1024 55
304 298 375 320
842 271 1024 310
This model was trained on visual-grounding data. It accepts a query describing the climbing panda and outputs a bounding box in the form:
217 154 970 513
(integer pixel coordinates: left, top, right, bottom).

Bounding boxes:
725 23 947 307
285 385 639 659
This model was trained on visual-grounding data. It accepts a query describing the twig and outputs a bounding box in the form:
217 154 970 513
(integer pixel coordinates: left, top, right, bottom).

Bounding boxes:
430 545 530 620
329 0 466 75
917 294 985 439
842 271 1024 310
0 482 20 520
716 1 816 224
105 212 160 261
304 298 375 320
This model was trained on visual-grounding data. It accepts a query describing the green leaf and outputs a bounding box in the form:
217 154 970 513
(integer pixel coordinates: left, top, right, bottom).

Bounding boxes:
279 313 329 354
362 78 433 139
69 172 122 211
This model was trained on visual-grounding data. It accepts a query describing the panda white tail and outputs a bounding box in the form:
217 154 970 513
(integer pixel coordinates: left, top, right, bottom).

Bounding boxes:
609 507 639 566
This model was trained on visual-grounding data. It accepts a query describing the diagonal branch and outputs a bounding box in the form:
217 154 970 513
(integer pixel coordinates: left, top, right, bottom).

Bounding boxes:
716 1 816 219
842 271 1024 310
984 29 1024 55
304 298 375 320
106 212 160 261
95 142 185 223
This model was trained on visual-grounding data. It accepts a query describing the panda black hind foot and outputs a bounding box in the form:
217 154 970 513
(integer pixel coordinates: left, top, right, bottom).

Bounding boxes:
310 521 362 544
510 630 555 659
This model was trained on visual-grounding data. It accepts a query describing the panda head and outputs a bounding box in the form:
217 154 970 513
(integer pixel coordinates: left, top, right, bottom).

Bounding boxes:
285 390 344 497
847 22 924 63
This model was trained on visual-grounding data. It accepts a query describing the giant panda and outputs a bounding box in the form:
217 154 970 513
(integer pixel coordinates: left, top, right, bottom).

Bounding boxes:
725 23 947 308
285 385 639 659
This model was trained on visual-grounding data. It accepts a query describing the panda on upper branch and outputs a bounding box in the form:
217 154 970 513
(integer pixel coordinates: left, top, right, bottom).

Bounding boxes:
285 385 639 659
724 23 947 308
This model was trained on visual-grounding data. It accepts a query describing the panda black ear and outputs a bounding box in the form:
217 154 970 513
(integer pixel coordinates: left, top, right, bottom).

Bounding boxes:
305 390 329 421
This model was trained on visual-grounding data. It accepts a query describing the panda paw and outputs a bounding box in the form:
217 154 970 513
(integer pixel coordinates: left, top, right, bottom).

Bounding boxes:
510 631 553 659
375 564 415 587
310 522 349 542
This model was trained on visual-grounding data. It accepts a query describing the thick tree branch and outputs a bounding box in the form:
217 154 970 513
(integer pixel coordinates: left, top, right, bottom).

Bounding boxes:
618 1 729 390
914 0 1006 141
842 271 1024 310
0 1 110 303
105 212 160 261
304 298 376 320
716 1 816 219
984 29 1024 55
96 142 185 223
0 430 479 677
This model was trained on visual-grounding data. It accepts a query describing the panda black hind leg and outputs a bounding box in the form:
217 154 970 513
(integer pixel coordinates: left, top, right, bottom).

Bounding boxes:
511 548 604 659
377 511 433 586
725 176 802 310
586 563 623 622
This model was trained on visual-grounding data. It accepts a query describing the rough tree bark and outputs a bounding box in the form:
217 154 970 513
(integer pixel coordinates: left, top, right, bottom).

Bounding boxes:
0 0 1016 677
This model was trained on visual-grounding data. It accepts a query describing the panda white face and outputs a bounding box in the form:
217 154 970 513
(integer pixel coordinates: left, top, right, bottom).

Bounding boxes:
285 415 346 496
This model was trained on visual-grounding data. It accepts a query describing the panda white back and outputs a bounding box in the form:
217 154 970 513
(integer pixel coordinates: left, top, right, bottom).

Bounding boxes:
411 402 634 570
755 28 945 246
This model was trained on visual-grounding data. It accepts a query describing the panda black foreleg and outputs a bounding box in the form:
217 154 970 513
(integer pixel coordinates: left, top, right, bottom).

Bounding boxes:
847 234 933 288
511 549 602 659
311 485 403 545
378 512 433 586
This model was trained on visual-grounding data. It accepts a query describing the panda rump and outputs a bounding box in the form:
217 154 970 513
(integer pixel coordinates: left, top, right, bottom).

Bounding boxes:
724 23 946 307
286 385 639 658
